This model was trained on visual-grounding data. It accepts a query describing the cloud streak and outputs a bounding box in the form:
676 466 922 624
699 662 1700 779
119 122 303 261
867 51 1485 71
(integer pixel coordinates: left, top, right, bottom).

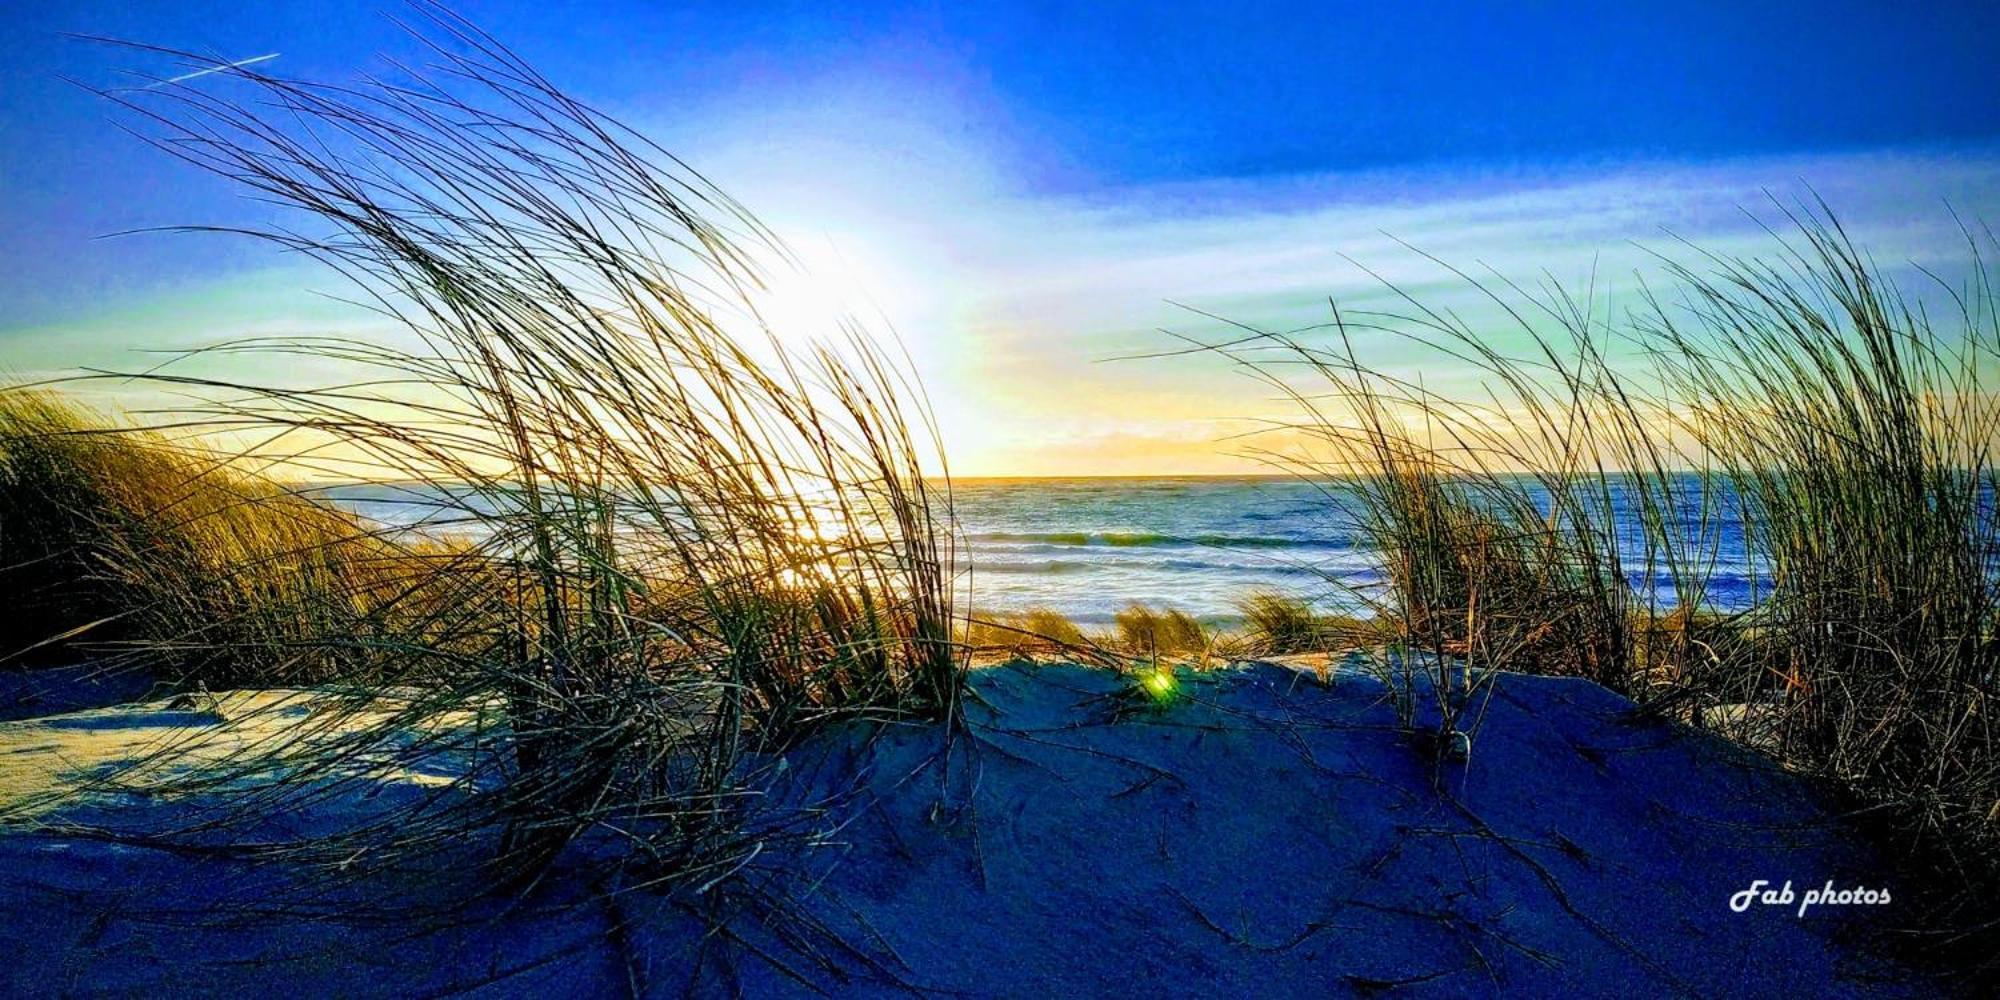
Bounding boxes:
691 131 2000 473
147 52 279 88
9 85 1999 476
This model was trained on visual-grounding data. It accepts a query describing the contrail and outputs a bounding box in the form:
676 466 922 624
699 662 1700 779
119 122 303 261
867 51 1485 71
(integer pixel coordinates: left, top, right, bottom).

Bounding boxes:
146 52 279 88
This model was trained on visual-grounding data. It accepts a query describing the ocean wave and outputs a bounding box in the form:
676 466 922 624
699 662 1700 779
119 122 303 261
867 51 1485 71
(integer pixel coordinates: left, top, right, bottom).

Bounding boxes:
970 556 1345 576
967 530 1338 550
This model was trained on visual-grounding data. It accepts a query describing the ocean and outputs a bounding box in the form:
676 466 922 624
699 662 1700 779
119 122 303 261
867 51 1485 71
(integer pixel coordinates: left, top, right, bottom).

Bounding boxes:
951 476 1763 624
953 477 1370 624
327 476 1766 626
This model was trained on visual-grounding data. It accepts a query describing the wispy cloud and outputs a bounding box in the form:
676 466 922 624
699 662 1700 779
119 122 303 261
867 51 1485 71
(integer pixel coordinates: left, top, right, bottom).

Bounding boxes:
148 52 279 89
686 127 2000 473
10 81 1999 476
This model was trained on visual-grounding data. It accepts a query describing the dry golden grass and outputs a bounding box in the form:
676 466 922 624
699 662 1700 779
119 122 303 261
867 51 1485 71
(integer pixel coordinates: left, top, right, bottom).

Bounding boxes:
0 392 454 683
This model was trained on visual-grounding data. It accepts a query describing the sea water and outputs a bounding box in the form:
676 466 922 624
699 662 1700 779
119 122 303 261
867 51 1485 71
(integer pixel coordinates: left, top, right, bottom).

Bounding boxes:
324 475 1768 626
951 476 1762 624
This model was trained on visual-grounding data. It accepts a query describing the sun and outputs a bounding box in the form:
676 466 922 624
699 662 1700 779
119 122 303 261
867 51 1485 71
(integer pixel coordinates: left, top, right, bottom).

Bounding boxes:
743 241 888 347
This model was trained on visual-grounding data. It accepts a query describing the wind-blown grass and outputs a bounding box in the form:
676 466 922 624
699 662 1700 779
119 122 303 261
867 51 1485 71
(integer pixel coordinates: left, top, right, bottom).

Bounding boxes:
1637 214 2000 959
1202 278 1696 750
1114 603 1211 658
0 392 439 683
1235 591 1327 654
1199 205 2000 980
33 7 964 934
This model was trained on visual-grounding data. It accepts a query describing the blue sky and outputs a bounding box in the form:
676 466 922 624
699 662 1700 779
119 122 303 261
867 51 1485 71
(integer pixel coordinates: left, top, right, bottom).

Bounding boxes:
4 2 1999 473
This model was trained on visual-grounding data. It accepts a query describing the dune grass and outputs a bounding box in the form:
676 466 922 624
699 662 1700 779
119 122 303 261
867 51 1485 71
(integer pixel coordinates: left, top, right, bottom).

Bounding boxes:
1234 591 1321 654
20 11 966 930
961 607 1121 664
960 598 1383 667
0 392 453 684
1202 206 2000 979
1637 218 2000 957
1113 603 1211 658
1232 590 1391 655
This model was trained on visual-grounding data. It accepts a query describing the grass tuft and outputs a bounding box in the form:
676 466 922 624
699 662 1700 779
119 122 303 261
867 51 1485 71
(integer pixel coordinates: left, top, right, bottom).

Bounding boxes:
1237 591 1324 654
0 392 437 684
1195 203 2000 983
29 10 967 941
1113 603 1211 658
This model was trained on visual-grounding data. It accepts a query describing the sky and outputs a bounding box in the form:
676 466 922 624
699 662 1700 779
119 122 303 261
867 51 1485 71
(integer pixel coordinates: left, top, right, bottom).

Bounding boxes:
3 2 1999 475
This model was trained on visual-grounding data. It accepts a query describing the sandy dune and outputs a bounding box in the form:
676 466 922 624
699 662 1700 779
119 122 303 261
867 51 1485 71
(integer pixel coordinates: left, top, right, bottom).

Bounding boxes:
0 659 1917 996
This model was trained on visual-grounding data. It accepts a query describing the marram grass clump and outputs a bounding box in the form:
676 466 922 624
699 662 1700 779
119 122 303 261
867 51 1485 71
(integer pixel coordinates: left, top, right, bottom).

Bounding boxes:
1205 205 2000 984
34 13 966 941
0 392 442 684
1114 603 1212 658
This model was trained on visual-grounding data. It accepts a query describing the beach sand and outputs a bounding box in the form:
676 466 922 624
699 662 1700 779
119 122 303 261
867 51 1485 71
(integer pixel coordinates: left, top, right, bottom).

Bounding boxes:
0 657 1917 996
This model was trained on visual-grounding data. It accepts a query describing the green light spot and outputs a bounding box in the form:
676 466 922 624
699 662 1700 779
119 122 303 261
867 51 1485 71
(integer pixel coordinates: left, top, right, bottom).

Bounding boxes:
1140 668 1177 702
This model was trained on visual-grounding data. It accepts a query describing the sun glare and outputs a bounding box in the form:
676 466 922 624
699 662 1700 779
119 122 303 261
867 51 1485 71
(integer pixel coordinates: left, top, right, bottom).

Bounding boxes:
1140 667 1178 703
745 240 898 348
